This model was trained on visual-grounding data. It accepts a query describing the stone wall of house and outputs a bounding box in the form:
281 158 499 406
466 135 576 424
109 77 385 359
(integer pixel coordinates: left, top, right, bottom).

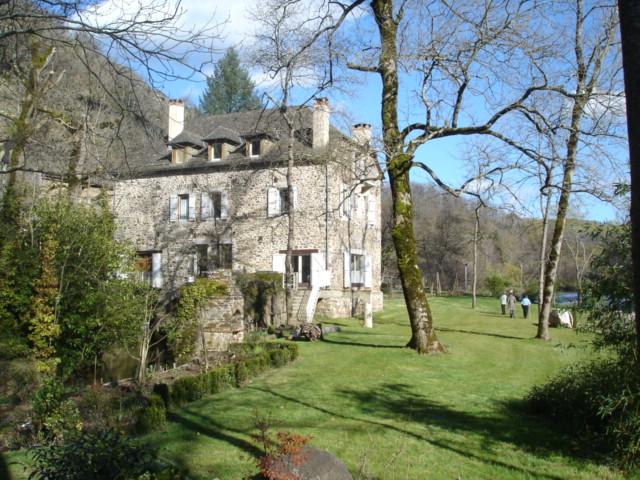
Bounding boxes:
113 152 384 319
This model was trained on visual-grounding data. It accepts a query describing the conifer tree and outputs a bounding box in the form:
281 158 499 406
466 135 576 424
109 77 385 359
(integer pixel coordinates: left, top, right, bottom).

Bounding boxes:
199 48 262 114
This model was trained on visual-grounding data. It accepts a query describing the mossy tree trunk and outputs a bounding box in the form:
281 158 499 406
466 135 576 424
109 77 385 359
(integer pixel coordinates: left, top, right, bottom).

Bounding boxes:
372 0 443 353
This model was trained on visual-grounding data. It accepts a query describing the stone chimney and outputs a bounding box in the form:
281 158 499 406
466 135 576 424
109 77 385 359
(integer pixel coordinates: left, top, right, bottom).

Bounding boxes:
351 123 372 146
167 99 185 142
312 97 330 149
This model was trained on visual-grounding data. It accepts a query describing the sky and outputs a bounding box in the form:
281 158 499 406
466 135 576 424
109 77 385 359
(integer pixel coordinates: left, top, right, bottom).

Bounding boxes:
88 0 629 223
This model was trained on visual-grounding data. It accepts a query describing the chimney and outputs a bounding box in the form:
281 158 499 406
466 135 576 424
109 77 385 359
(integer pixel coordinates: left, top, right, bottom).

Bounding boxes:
351 123 372 146
167 99 185 142
312 97 330 149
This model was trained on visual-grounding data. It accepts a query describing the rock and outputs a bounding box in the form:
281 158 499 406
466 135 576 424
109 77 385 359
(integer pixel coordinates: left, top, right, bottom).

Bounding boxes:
277 446 352 480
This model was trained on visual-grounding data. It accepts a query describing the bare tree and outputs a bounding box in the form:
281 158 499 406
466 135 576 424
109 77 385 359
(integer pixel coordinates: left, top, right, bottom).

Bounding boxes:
250 0 364 324
344 0 556 353
535 0 621 340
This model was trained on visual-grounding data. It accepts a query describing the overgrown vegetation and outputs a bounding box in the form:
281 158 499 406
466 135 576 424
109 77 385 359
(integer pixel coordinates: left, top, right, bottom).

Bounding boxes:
29 429 188 480
171 278 228 363
236 272 283 328
526 223 640 469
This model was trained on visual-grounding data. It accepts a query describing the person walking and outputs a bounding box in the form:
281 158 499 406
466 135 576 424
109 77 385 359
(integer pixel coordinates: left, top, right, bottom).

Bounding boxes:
521 294 531 319
507 290 517 318
500 292 507 315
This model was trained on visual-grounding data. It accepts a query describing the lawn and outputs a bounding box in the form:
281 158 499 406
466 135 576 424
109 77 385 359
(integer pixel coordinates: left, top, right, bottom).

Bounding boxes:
6 296 626 479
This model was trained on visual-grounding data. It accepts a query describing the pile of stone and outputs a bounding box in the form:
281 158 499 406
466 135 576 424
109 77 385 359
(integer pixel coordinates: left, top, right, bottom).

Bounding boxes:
293 324 322 341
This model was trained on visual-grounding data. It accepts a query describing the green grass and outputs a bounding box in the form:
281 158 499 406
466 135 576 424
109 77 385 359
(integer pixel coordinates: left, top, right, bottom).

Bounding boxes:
6 297 627 479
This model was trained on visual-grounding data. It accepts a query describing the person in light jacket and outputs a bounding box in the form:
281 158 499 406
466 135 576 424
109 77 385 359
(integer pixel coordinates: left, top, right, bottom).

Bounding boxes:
521 294 532 319
500 292 507 315
507 290 517 318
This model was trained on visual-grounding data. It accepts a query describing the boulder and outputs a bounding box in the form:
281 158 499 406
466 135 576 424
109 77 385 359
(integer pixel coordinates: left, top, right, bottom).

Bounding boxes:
276 446 352 480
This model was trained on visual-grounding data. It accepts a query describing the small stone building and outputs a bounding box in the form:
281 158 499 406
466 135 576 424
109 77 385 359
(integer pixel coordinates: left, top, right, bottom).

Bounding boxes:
113 99 383 326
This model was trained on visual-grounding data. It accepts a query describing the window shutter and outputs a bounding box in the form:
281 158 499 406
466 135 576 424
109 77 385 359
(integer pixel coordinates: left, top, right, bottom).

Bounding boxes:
221 191 229 219
291 186 298 211
364 255 372 288
151 252 163 288
343 250 351 288
311 252 328 287
367 195 376 226
188 193 196 221
169 193 178 221
267 187 279 217
272 253 286 273
201 192 211 220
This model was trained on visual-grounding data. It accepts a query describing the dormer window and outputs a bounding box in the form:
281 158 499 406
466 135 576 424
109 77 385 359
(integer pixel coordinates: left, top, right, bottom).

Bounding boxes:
250 139 261 158
210 142 222 161
172 147 186 164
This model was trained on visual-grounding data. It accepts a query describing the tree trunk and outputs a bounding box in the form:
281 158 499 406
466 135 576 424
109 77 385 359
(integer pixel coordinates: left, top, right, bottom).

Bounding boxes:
537 108 583 340
538 189 552 307
472 205 480 309
285 115 295 325
618 0 640 356
372 0 443 353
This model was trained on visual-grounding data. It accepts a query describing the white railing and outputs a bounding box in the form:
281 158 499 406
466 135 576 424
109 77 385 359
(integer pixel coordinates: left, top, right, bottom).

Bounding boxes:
306 283 321 323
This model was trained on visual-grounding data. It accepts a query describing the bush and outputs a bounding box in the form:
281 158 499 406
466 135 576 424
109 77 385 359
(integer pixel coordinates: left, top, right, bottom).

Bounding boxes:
235 361 250 387
151 342 298 410
32 379 82 441
29 429 188 479
526 355 640 468
136 394 167 433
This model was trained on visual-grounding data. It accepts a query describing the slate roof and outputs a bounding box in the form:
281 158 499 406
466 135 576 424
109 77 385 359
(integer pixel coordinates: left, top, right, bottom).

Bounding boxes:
121 105 352 178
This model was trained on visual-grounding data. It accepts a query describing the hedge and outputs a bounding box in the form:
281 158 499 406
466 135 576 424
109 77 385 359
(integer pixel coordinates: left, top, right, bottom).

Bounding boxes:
152 342 298 411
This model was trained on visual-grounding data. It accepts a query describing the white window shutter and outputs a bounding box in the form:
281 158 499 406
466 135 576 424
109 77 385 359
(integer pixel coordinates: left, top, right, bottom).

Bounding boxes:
343 251 351 288
272 253 286 273
188 194 196 221
201 192 211 220
267 187 279 217
292 186 298 211
151 252 163 288
169 193 178 221
364 255 372 288
367 195 376 226
221 191 229 219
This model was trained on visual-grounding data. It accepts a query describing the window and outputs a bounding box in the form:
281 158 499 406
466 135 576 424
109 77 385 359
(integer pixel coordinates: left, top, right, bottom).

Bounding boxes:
211 143 222 161
196 244 209 276
267 186 297 217
135 251 163 288
250 139 261 157
213 243 233 269
135 253 152 283
344 251 371 288
201 191 227 220
178 194 189 220
279 188 290 214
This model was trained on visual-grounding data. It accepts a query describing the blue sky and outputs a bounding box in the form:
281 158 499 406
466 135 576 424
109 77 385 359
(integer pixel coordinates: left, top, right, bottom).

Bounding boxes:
103 0 628 223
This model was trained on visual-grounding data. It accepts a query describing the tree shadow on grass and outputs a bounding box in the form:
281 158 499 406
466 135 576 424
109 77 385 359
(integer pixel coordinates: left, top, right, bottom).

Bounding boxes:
320 337 403 349
435 327 530 341
165 409 263 459
249 384 604 479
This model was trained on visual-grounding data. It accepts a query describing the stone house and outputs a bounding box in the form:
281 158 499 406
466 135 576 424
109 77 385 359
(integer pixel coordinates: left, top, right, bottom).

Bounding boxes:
113 98 383 325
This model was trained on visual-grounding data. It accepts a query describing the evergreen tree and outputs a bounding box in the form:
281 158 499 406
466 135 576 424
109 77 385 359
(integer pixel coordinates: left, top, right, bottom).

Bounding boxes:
199 48 262 114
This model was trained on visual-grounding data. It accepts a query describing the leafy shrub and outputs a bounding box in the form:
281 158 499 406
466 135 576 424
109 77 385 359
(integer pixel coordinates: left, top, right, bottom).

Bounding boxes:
29 429 188 480
151 342 298 410
2 360 40 404
526 223 640 469
235 361 250 387
136 394 167 433
32 379 82 441
526 356 640 468
0 336 30 360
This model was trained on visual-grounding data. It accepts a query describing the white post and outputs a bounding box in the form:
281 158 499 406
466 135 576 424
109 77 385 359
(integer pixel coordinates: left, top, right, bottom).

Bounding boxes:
364 302 373 328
